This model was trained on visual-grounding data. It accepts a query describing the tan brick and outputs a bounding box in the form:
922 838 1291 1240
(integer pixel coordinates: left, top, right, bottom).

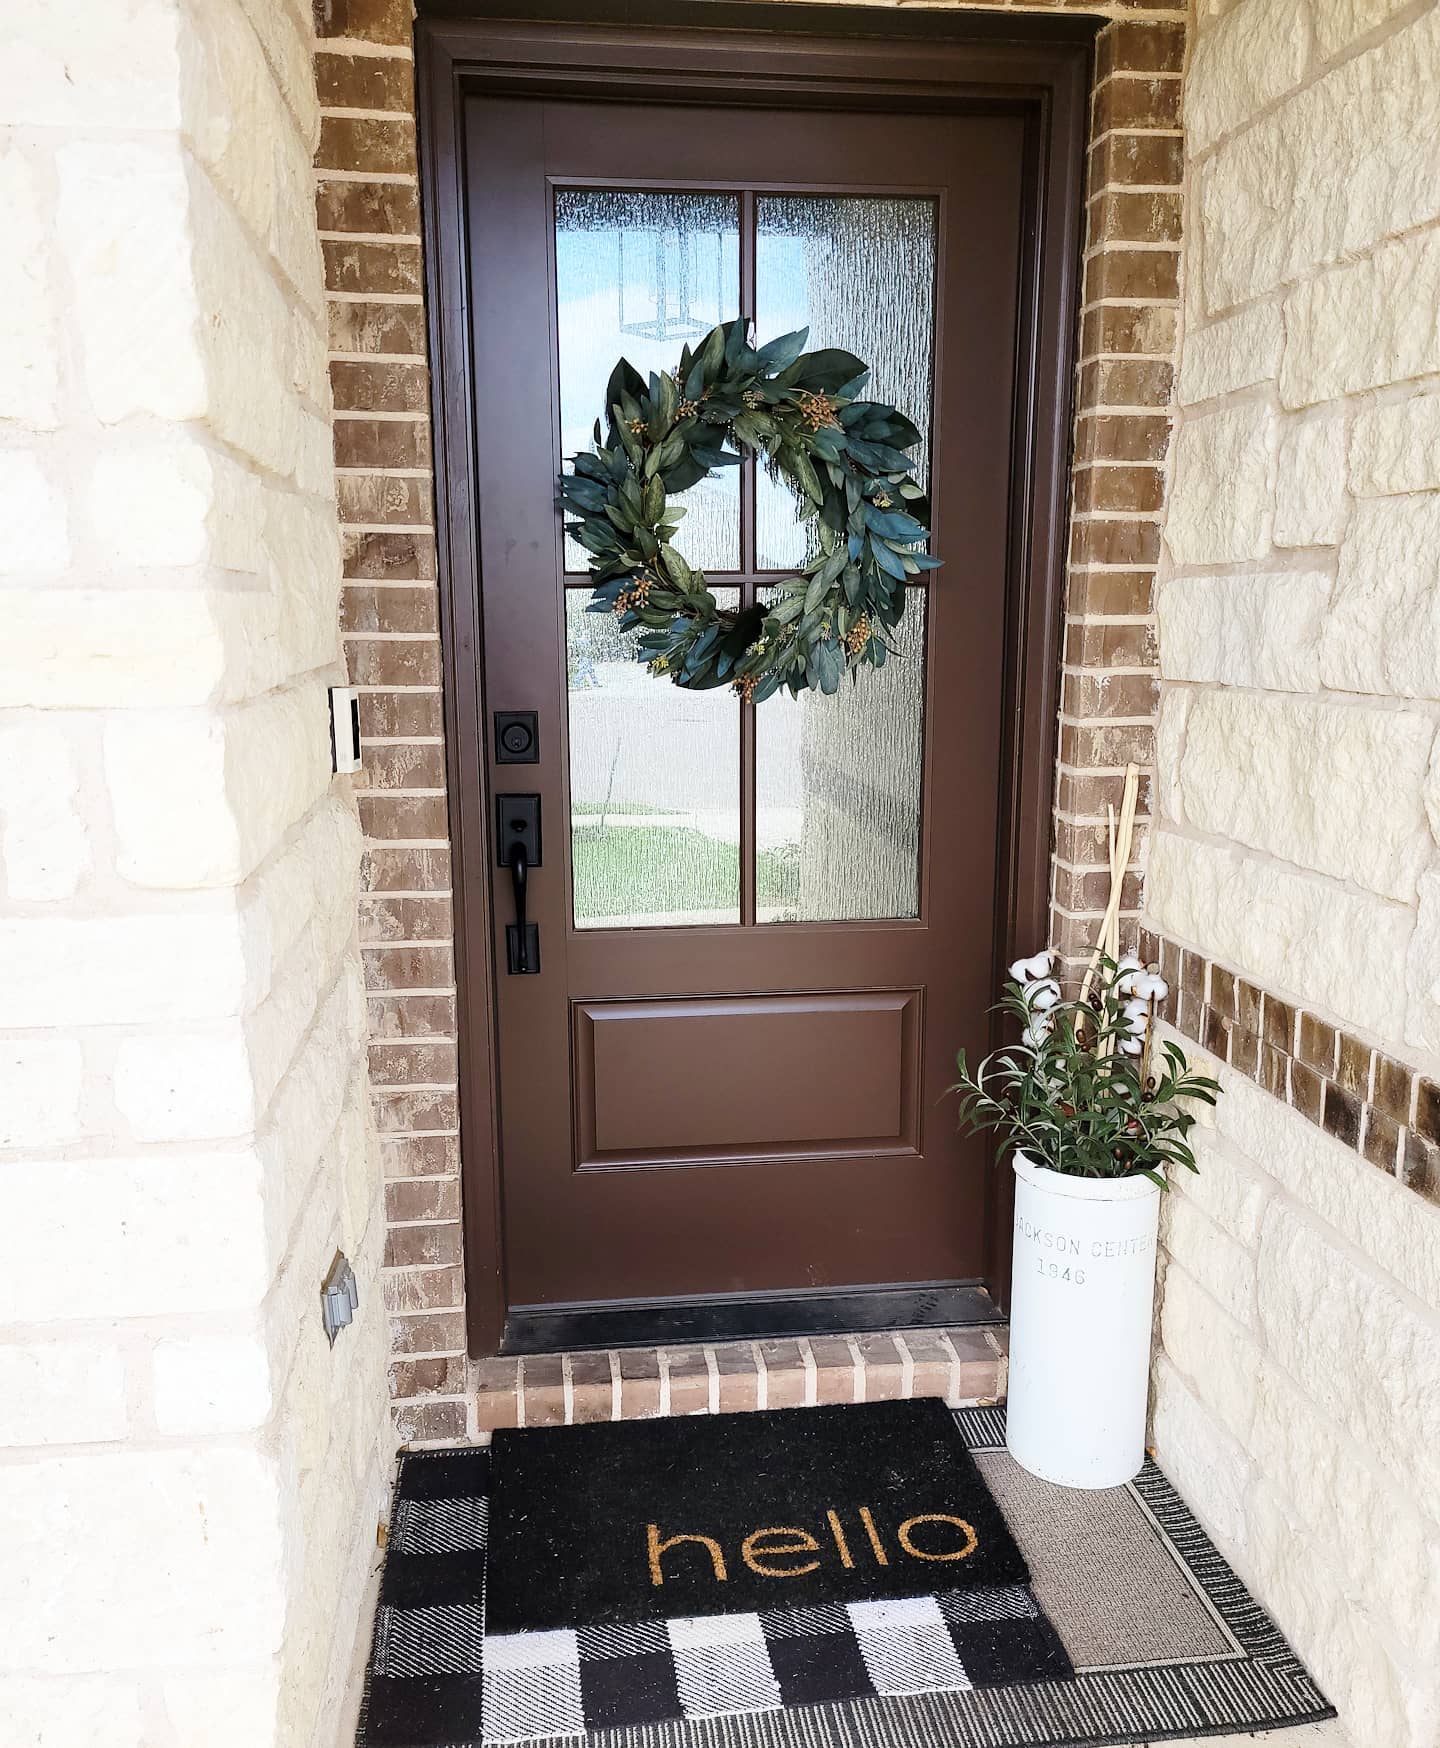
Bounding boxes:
357 692 446 740
395 1399 468 1444
383 1175 460 1222
332 361 431 415
390 1311 466 1356
1063 671 1159 719
1081 304 1178 361
337 472 434 525
1075 413 1172 466
361 845 453 892
317 178 421 236
809 1336 859 1403
373 1089 459 1134
359 794 451 843
328 298 428 357
1065 620 1158 668
758 1340 808 1408
520 1354 566 1426
1072 464 1165 515
1097 20 1186 75
949 1328 1006 1402
379 1133 459 1179
383 1265 464 1312
1089 190 1182 246
384 1221 462 1269
316 51 415 112
666 1348 711 1415
342 584 439 635
713 1342 760 1411
314 0 414 42
361 895 455 945
324 239 424 297
1070 517 1162 567
360 739 447 792
1093 72 1183 131
346 637 442 687
1060 720 1156 767
1066 569 1155 618
474 1358 520 1431
568 1352 616 1424
390 1355 467 1398
853 1334 905 1402
1085 247 1180 302
1080 357 1175 410
344 529 437 579
619 1348 661 1417
318 116 416 177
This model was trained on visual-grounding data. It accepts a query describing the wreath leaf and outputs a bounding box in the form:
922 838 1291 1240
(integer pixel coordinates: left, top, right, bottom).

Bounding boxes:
559 318 938 701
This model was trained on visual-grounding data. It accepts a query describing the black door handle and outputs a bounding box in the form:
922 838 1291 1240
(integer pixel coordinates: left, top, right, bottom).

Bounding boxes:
497 794 542 975
508 838 532 972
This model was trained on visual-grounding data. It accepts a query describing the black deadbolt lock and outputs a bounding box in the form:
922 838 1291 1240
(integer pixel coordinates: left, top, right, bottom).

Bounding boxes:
494 710 539 764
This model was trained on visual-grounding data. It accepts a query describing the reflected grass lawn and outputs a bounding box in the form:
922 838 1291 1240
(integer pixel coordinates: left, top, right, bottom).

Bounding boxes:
573 823 799 920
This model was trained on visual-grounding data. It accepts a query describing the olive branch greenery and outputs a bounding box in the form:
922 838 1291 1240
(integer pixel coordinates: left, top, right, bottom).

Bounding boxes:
948 955 1221 1188
558 318 938 702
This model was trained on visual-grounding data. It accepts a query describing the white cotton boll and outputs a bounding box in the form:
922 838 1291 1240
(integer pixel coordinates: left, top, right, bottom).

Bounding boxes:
1010 949 1053 984
1114 952 1145 995
1022 1018 1054 1048
1026 978 1062 1010
1118 1035 1145 1056
1129 972 1168 1003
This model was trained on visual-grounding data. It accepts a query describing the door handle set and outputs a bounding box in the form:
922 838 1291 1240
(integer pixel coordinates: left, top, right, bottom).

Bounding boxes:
496 792 542 974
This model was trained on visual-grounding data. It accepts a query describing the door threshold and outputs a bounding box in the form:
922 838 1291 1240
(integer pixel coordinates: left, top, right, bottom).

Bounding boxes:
467 1321 1009 1436
501 1282 999 1356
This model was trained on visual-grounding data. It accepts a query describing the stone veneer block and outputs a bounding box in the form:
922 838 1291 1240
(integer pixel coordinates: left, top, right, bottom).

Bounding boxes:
1164 403 1275 565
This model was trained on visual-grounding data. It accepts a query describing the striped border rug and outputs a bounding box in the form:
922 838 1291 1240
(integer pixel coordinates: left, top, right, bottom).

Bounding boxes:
357 1405 1335 1748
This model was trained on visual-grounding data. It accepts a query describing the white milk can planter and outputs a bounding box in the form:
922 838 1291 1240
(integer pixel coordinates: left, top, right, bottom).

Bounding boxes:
1005 1150 1161 1489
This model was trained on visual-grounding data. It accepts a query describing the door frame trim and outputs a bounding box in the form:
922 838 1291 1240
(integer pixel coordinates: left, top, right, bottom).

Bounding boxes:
414 0 1095 1357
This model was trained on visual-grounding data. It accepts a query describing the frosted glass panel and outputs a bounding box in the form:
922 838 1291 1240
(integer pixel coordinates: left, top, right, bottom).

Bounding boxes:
755 589 926 922
567 590 741 928
755 196 938 572
556 190 741 574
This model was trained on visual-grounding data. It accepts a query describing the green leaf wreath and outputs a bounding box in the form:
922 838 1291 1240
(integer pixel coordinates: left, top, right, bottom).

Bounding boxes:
558 318 939 702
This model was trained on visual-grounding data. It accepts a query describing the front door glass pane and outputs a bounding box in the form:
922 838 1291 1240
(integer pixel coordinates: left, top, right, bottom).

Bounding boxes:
556 190 741 574
567 589 741 928
756 588 926 922
754 195 938 572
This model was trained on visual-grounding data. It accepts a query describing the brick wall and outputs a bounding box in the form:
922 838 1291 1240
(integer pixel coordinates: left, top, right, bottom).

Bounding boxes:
313 0 1184 1440
0 2 390 1742
1145 5 1440 1746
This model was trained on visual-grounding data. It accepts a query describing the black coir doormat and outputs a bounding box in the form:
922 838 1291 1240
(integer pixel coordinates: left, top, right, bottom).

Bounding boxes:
484 1398 1027 1633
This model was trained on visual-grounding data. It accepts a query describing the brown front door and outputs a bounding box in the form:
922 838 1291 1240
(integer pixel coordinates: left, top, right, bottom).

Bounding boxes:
458 76 1054 1345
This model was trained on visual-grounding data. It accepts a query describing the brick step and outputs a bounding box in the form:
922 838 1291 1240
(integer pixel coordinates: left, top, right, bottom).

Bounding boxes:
463 1326 1008 1438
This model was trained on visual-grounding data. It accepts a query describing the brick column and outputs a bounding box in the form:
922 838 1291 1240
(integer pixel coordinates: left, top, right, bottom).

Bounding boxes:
1052 17 1183 984
315 0 469 1441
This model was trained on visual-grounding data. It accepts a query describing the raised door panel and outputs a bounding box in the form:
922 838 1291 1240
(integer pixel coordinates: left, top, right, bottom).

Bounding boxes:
574 990 921 1163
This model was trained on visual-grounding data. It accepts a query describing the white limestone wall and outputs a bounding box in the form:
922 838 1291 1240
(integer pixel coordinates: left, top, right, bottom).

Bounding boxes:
0 3 391 1743
1149 4 1440 1745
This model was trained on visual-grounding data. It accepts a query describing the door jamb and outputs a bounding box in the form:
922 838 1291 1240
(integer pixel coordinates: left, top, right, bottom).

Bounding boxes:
413 1 1094 1357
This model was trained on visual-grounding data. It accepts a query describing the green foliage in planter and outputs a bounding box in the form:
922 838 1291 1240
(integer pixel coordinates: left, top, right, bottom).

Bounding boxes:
948 955 1220 1188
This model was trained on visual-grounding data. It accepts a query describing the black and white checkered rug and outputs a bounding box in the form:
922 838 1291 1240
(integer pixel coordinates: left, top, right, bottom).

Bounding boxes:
357 1406 1335 1748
